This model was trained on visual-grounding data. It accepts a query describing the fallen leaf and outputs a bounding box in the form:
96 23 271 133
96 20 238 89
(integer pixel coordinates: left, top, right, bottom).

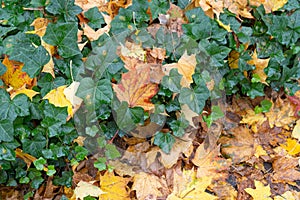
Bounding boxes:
244 180 272 200
274 191 298 200
112 68 158 111
1 56 34 89
219 126 255 164
228 50 240 69
108 160 137 177
30 17 50 37
121 41 146 62
82 13 111 41
247 50 270 85
216 19 231 32
167 169 218 200
254 145 268 158
132 172 168 200
263 0 288 13
180 104 199 128
15 148 37 169
163 51 196 87
10 86 39 100
43 85 73 118
100 171 131 200
280 139 300 156
74 181 105 200
63 81 83 117
292 119 300 141
272 155 300 183
240 109 266 133
193 144 231 178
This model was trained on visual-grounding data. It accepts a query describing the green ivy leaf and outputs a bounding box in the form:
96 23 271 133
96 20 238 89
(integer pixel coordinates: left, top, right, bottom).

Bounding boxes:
46 165 56 176
43 102 68 123
161 68 182 93
255 99 272 114
169 116 189 137
178 81 210 114
38 74 66 96
154 131 175 154
149 0 169 19
46 0 82 22
53 171 73 187
0 119 14 142
43 22 81 58
33 157 46 171
84 7 105 29
75 146 89 161
105 144 121 160
22 133 46 157
94 157 107 171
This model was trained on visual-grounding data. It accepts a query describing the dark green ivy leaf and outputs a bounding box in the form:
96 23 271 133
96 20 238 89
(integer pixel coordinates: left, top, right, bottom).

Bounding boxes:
154 132 175 154
22 133 46 158
43 22 81 58
0 119 14 142
84 7 105 30
149 0 169 19
46 0 82 22
161 68 182 93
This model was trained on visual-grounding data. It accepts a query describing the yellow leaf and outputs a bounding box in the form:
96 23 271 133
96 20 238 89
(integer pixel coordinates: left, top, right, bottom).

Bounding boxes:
228 50 240 69
0 56 34 89
10 86 39 101
263 0 288 13
216 19 231 32
245 180 272 200
43 85 73 118
63 81 83 117
30 17 50 37
74 181 105 200
240 109 266 133
15 148 37 169
247 50 270 85
100 171 131 200
120 41 146 61
41 40 55 77
255 145 268 158
132 172 168 200
292 119 300 141
274 191 297 200
281 138 300 156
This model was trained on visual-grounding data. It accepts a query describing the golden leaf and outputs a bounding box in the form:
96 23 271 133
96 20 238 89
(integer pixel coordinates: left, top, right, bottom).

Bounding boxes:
263 0 288 13
254 145 268 158
41 40 55 77
120 41 146 62
15 148 37 169
30 17 50 37
63 81 83 117
240 109 266 133
216 19 231 32
247 50 270 85
280 139 300 156
74 181 105 200
43 85 73 118
100 171 131 200
228 50 240 69
245 180 272 200
112 68 158 111
10 86 39 101
1 56 34 89
292 119 300 141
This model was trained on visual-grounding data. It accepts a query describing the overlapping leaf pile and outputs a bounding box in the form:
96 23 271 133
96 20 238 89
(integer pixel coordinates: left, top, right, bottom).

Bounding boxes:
0 0 300 199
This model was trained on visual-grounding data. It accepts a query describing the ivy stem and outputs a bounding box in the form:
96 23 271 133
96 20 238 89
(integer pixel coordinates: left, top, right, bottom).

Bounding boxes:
23 7 44 11
108 129 119 144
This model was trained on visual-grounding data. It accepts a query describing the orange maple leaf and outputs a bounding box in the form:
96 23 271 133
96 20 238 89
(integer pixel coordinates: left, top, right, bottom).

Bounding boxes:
112 68 158 111
0 56 34 89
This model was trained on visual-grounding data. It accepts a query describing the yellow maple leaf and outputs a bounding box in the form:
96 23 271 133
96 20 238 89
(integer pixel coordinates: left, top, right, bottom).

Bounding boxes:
254 145 268 158
41 40 55 77
0 56 34 89
247 50 270 85
245 180 272 200
74 181 105 200
43 85 73 117
100 171 131 200
240 109 266 133
10 86 39 101
280 138 300 156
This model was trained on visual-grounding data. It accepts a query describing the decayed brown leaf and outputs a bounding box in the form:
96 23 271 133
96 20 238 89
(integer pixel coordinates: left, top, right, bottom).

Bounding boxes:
132 172 169 200
15 148 37 169
219 126 255 164
272 155 300 183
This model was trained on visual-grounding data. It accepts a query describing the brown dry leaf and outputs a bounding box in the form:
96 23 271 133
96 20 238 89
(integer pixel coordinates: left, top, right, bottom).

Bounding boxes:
162 51 196 87
108 160 137 177
196 0 224 19
74 181 105 200
99 171 131 200
192 144 231 178
292 119 300 141
247 50 270 85
228 50 240 69
264 98 297 129
112 68 158 111
272 155 300 183
240 109 266 133
180 104 199 128
167 170 218 200
43 85 73 118
15 148 37 169
244 180 272 200
132 172 168 200
30 17 50 37
263 0 288 13
219 126 255 164
280 138 300 156
10 85 39 100
120 41 146 66
274 191 299 200
82 13 111 41
75 0 107 13
1 56 34 89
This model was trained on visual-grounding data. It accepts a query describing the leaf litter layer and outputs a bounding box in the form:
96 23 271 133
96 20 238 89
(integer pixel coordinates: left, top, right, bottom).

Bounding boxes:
0 0 300 199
